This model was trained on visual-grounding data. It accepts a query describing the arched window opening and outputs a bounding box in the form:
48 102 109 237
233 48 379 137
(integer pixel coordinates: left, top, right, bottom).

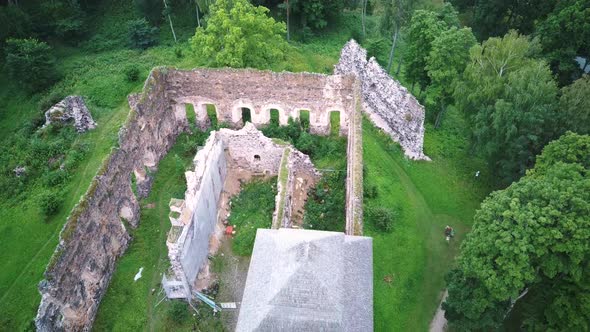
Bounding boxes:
329 111 341 136
241 107 252 125
254 154 261 161
205 104 218 128
270 109 280 126
185 104 197 127
299 110 310 132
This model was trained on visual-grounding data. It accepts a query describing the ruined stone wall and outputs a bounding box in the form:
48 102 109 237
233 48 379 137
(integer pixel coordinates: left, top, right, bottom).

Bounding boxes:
35 66 365 330
335 40 429 160
36 69 189 331
167 69 356 136
164 124 319 299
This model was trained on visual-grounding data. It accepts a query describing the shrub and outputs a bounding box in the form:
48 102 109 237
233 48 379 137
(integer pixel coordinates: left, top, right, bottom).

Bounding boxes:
127 18 158 50
168 301 189 324
39 190 63 217
296 132 315 155
370 207 397 232
124 65 140 82
364 184 378 199
365 37 388 61
5 38 58 92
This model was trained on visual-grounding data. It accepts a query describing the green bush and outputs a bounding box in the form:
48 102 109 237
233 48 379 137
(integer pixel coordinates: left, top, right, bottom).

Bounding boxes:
39 190 63 217
5 38 58 92
124 65 140 82
167 301 189 324
127 19 158 50
364 184 378 199
370 207 397 233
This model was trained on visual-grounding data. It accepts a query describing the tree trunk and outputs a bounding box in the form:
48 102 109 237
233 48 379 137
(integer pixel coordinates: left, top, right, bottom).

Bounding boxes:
195 3 201 27
411 81 415 93
435 103 445 128
286 0 290 42
163 0 177 43
361 0 367 38
386 26 399 73
396 55 403 76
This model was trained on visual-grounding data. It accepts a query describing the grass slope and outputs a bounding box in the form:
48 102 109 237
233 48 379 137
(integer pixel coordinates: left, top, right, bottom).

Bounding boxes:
363 114 490 331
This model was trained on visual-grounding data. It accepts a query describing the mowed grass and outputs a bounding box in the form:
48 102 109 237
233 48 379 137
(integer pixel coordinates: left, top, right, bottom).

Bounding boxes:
363 114 491 331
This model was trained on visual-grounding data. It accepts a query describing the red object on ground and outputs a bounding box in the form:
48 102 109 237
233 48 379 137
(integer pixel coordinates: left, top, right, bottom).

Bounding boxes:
225 225 234 235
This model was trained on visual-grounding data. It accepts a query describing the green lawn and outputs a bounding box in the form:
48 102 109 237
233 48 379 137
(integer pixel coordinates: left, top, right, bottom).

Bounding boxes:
363 114 491 331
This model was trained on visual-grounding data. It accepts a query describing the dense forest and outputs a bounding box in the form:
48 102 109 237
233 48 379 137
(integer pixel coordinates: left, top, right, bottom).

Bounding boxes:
0 0 589 331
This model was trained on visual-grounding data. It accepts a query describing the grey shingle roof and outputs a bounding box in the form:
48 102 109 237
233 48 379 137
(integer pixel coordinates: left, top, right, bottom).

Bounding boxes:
236 229 373 332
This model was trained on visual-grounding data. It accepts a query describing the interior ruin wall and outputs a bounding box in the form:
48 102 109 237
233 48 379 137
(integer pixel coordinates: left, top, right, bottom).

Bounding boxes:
164 124 320 299
35 66 365 331
335 40 429 160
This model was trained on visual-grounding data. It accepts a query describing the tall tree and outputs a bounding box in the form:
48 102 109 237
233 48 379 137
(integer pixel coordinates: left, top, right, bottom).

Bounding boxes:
379 0 416 73
5 38 57 92
190 0 288 68
425 26 476 127
536 0 590 86
469 0 555 40
454 31 560 183
443 132 590 331
558 75 590 135
404 9 445 92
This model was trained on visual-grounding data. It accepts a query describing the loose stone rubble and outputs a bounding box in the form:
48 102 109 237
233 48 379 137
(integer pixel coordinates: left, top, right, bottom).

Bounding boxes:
43 96 97 133
335 40 429 160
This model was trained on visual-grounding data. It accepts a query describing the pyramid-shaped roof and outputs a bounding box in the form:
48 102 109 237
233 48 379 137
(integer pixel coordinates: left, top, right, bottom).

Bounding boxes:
236 229 373 332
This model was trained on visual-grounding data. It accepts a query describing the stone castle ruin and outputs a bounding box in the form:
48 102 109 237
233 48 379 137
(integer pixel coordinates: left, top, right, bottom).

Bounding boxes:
35 40 426 331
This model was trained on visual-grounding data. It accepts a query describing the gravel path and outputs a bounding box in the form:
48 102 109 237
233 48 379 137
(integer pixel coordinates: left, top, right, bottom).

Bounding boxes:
429 290 448 332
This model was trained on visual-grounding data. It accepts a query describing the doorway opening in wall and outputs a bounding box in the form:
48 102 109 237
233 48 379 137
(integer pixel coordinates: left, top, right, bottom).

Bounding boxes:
205 104 218 128
329 111 341 136
299 110 310 132
241 107 252 125
185 104 197 128
270 109 280 126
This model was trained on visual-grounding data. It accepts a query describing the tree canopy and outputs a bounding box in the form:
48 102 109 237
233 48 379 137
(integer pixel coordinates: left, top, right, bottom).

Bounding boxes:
5 38 57 92
443 132 590 331
425 26 476 126
558 75 590 136
454 31 561 184
536 0 590 85
404 9 446 91
190 0 288 69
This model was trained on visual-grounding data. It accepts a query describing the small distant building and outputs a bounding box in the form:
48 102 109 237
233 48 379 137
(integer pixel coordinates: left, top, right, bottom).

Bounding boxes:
236 228 373 332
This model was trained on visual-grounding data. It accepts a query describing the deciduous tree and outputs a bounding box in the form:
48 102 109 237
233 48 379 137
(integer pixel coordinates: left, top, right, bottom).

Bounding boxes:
444 132 590 330
425 26 476 127
404 9 445 92
454 31 559 183
558 75 590 135
536 0 590 86
5 38 57 92
190 0 288 68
